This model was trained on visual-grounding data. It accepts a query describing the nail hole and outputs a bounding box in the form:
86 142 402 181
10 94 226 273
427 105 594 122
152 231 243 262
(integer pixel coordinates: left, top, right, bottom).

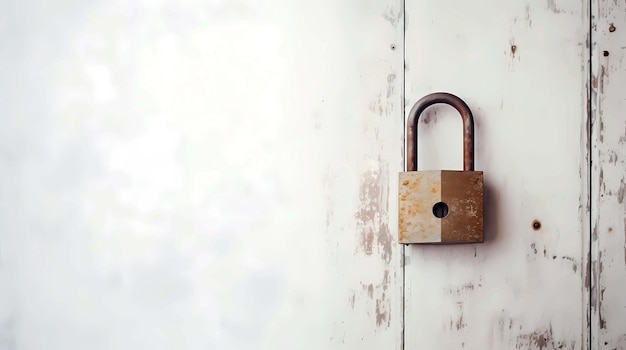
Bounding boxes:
432 202 449 218
390 44 396 50
603 50 609 56
511 45 517 54
609 24 616 32
532 220 541 230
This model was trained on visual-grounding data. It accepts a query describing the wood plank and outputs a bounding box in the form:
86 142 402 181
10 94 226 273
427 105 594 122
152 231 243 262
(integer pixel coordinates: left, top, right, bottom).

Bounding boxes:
404 1 588 348
591 0 626 347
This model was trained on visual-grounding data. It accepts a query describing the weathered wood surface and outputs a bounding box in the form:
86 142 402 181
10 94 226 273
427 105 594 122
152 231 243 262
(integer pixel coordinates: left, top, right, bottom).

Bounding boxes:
591 0 626 348
404 1 589 348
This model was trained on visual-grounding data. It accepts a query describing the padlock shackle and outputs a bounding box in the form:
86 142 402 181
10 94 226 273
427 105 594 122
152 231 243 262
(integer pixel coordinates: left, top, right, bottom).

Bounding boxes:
406 92 475 172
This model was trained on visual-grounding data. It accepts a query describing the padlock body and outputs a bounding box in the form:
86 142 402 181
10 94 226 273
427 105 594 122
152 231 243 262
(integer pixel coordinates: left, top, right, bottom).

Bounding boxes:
398 170 483 244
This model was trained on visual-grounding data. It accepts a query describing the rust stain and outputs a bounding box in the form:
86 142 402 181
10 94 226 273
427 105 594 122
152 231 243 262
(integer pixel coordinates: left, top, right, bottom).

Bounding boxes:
532 219 542 230
398 171 442 243
440 171 484 243
405 92 476 172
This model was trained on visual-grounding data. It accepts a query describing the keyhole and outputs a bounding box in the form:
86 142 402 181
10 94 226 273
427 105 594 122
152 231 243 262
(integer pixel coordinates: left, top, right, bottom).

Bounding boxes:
432 202 449 218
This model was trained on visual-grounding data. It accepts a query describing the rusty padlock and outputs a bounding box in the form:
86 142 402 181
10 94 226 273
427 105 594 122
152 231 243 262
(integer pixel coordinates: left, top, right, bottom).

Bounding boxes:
398 92 483 244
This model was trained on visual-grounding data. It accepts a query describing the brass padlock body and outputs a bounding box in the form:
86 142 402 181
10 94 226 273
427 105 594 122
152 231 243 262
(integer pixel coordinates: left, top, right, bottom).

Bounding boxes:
398 170 483 244
399 92 484 244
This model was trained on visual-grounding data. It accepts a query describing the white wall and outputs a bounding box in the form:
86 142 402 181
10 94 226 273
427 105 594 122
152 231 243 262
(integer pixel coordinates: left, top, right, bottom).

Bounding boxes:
0 0 403 349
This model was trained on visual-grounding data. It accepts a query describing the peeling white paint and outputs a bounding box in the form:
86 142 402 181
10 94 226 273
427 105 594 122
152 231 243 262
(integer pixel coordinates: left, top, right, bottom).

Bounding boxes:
591 0 626 348
404 1 588 349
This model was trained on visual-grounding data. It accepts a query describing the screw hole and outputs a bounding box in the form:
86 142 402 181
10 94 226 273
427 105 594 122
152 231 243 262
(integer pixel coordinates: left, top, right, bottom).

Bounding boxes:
432 202 449 218
603 50 610 56
532 220 541 230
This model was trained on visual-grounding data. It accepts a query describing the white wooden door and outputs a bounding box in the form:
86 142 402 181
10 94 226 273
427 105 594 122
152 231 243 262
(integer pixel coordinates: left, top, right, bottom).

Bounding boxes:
2 0 624 349
0 0 404 349
404 1 590 349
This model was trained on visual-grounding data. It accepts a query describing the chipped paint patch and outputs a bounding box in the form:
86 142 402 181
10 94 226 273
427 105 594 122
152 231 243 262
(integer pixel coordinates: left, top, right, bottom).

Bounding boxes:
617 178 625 204
355 162 392 262
515 323 576 349
354 271 392 329
546 0 562 13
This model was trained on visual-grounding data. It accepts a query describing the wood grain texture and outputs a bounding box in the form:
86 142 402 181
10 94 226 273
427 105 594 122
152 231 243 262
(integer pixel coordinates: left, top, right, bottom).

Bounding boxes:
591 0 626 347
404 0 588 348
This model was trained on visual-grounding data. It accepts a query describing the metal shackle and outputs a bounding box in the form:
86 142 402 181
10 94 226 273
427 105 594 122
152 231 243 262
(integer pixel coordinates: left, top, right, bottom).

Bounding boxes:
406 92 475 172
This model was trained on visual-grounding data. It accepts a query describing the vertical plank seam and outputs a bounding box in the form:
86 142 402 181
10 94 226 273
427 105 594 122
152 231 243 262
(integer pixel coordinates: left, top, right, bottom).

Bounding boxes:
588 0 597 347
587 0 593 342
401 0 407 347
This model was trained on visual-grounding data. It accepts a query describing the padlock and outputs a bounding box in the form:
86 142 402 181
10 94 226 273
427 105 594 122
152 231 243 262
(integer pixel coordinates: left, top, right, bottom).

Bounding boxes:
398 92 484 244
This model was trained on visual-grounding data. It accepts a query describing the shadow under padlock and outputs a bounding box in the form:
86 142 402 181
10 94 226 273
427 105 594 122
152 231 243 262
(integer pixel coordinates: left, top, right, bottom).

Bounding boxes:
398 92 484 244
